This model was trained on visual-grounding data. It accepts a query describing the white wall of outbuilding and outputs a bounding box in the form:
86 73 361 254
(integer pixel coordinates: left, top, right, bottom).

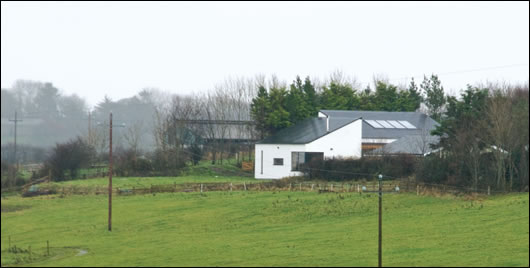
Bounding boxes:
254 119 362 179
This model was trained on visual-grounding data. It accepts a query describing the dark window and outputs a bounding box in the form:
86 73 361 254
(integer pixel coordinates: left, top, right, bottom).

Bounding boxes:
291 152 305 171
273 158 284 166
291 152 324 171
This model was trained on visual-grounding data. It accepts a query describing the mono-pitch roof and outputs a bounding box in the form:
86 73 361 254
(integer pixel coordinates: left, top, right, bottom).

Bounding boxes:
258 116 360 144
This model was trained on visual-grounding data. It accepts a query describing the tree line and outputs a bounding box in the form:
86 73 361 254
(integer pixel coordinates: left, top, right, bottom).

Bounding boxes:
424 83 529 191
251 73 446 138
1 73 528 193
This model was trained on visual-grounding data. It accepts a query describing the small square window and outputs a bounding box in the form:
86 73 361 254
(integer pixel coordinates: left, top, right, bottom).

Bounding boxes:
273 158 284 166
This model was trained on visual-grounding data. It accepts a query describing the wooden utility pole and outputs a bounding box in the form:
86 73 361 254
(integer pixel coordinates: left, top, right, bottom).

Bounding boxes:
108 112 113 231
96 113 124 232
378 174 383 267
9 111 23 185
88 111 92 146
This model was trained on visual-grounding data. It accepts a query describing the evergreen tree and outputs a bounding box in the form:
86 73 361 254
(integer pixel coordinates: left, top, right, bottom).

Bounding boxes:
286 76 311 125
320 82 358 110
359 86 376 111
266 86 291 134
373 81 399 111
432 85 489 147
250 86 270 139
302 76 319 116
422 74 446 122
404 77 423 111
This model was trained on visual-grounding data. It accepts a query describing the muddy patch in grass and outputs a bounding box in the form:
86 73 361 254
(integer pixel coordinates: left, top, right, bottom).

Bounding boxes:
1 204 32 213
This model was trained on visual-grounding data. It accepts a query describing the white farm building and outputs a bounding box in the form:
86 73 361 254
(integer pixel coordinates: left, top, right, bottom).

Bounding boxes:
254 110 439 179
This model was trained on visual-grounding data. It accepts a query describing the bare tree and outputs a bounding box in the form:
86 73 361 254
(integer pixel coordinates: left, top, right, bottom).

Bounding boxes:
484 87 514 190
453 125 483 190
123 121 144 158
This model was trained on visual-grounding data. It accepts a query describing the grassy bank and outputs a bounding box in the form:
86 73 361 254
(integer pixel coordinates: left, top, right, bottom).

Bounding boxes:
1 190 528 267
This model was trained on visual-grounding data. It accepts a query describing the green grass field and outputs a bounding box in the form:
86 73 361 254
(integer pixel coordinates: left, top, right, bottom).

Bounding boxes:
47 175 264 188
1 181 528 267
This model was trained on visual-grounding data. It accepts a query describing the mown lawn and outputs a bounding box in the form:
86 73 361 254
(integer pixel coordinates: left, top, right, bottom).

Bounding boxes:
1 190 528 267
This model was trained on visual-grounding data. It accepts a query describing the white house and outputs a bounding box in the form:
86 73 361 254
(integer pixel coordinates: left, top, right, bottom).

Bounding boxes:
254 110 439 179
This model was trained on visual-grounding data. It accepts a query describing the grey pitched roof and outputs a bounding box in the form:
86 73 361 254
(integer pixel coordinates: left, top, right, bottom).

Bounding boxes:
258 116 360 144
320 110 439 139
367 135 440 155
258 110 439 145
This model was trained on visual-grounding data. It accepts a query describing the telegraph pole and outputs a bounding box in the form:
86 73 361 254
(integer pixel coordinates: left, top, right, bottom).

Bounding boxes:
108 112 113 231
9 111 23 185
96 113 124 232
378 174 383 267
88 111 92 146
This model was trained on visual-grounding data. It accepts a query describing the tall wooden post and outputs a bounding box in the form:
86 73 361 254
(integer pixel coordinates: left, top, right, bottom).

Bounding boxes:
108 112 113 231
9 111 23 185
378 174 383 267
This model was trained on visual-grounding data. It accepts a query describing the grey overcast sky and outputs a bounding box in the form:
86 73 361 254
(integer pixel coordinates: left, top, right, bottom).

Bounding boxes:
1 1 529 107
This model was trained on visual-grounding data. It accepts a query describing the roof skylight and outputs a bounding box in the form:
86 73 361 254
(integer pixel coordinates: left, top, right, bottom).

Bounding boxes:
365 119 417 129
365 120 384 128
398 120 416 129
387 120 406 129
375 120 395 128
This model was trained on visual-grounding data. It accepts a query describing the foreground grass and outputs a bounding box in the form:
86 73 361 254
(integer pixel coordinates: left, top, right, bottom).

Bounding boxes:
1 191 528 267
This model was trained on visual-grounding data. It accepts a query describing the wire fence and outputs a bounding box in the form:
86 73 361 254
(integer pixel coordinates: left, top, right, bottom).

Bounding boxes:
16 179 513 198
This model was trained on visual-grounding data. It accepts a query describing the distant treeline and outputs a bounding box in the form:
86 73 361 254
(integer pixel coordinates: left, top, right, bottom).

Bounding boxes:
1 73 528 192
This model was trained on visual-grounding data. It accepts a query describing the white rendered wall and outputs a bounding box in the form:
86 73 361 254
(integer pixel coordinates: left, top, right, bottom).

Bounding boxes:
254 144 306 179
305 119 363 159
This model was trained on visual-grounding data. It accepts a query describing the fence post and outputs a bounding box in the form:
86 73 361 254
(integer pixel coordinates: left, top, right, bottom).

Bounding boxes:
299 183 302 191
289 183 292 191
488 186 491 196
200 184 203 193
244 182 247 191
416 185 419 196
311 184 314 191
331 184 333 191
357 184 360 193
230 183 233 192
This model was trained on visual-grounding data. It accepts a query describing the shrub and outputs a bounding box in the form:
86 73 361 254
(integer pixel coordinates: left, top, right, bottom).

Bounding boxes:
303 155 416 181
114 147 153 176
45 137 95 181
